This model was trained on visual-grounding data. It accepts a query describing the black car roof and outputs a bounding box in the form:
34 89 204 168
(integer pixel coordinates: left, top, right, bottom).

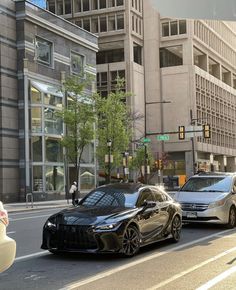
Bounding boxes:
97 182 144 192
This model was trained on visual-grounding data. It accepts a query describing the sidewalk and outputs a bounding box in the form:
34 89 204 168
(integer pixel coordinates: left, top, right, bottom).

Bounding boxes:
5 199 71 213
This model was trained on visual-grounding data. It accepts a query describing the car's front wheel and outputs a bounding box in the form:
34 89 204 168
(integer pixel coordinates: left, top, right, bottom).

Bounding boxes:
226 206 236 229
171 215 182 242
122 225 140 257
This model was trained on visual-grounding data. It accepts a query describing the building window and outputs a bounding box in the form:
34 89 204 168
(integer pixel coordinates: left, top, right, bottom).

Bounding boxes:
160 46 183 68
179 20 187 34
116 0 124 6
91 0 98 10
82 0 89 11
91 17 99 33
48 1 55 13
96 48 125 64
108 0 115 7
64 0 71 14
45 138 63 162
32 136 42 162
117 14 124 30
133 43 142 65
56 0 63 14
35 37 52 66
33 166 43 192
31 107 42 133
170 21 178 35
74 0 82 12
71 52 84 75
108 15 116 31
75 19 82 27
100 0 106 9
31 86 41 104
100 16 107 32
45 165 64 191
162 22 169 37
83 18 90 31
44 108 63 135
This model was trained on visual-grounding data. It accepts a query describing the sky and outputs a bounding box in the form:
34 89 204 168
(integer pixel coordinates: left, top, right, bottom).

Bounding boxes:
29 0 46 9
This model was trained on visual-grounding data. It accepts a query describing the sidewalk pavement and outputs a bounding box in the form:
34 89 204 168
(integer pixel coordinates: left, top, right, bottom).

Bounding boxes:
5 199 72 213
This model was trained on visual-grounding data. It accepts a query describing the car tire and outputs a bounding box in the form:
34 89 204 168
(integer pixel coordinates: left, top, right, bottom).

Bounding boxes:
122 225 140 257
171 215 182 243
226 206 236 229
49 249 59 255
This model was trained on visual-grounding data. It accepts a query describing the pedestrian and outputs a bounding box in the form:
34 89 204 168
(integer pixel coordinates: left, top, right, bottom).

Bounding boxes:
69 181 77 206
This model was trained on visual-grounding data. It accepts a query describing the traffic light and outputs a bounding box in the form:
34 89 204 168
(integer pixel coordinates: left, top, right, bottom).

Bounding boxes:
178 126 185 140
203 124 211 138
159 159 163 170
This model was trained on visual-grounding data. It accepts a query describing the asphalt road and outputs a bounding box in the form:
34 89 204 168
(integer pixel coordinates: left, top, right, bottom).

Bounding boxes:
1 209 236 290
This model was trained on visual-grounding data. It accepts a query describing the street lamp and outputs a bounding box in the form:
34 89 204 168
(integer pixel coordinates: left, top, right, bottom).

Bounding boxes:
107 140 112 184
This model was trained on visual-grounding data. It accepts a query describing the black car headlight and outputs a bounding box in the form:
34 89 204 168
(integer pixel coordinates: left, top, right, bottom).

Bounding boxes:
94 222 120 231
45 216 57 228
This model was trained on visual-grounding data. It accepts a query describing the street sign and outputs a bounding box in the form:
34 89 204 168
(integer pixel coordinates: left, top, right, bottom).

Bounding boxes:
157 135 170 141
142 138 151 143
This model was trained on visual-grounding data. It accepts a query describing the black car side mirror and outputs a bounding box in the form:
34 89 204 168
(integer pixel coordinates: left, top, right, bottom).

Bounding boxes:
142 200 157 209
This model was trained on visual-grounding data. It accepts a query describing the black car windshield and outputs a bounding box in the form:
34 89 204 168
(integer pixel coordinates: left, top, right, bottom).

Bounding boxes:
180 176 232 192
80 188 139 208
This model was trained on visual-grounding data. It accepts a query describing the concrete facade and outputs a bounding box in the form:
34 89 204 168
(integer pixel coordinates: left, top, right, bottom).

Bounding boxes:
45 0 236 181
0 0 98 202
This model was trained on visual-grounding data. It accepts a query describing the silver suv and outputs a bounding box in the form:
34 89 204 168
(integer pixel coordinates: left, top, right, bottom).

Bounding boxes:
174 172 236 228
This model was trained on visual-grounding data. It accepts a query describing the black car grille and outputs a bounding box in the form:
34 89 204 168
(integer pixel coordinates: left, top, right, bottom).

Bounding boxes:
58 225 97 250
180 203 208 212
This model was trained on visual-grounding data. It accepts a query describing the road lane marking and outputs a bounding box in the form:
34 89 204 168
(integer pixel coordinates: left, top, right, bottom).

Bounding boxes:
9 209 60 216
9 214 50 221
6 231 16 235
196 265 236 290
146 246 236 290
15 251 48 262
59 229 235 290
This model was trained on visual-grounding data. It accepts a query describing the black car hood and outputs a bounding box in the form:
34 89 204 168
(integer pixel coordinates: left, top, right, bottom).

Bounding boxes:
56 206 138 226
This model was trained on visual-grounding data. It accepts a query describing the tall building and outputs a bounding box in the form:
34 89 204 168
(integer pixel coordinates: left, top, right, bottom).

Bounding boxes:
47 0 236 180
0 0 98 202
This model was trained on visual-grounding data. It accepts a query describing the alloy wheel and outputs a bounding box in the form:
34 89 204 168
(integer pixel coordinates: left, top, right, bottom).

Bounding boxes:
122 226 140 257
171 215 182 242
227 207 236 229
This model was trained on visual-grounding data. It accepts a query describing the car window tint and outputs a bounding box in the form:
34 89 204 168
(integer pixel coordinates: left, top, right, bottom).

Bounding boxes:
136 188 154 206
152 189 165 202
81 189 138 207
180 176 232 192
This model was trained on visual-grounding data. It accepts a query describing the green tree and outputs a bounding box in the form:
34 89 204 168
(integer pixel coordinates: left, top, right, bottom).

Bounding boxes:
94 79 133 183
57 75 96 188
129 144 154 183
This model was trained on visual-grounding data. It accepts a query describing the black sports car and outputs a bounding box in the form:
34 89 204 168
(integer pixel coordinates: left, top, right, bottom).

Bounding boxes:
41 183 182 257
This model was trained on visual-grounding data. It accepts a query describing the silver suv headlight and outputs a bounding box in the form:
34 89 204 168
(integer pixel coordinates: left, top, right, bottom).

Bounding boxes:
208 199 226 209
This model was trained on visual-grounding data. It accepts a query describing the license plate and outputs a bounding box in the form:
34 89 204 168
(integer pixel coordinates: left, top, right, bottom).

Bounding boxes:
186 212 197 218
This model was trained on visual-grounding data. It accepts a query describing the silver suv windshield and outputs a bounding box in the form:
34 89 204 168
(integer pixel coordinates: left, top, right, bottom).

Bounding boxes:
180 176 232 192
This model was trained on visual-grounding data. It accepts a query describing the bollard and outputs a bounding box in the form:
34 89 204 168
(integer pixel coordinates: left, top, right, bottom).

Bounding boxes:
26 193 34 208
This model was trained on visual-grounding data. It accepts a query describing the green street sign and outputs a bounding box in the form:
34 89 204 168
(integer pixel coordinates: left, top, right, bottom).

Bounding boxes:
142 137 151 143
157 135 170 141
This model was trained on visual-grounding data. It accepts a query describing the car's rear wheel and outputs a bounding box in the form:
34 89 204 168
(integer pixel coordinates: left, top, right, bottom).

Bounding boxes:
171 215 182 242
122 225 140 257
226 207 236 229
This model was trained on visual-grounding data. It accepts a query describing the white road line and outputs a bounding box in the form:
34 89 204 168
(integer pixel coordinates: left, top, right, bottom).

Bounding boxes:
59 229 235 290
9 214 50 221
146 246 236 290
9 209 59 216
15 251 48 262
6 231 16 235
196 265 236 290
